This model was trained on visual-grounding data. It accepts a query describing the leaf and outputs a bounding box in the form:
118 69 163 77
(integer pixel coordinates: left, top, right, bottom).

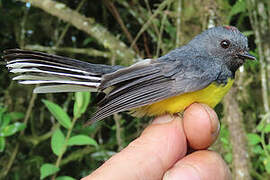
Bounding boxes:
43 100 72 129
1 114 11 128
265 158 270 173
40 163 60 179
253 145 263 155
220 137 229 145
51 128 66 156
0 107 6 122
224 153 232 163
264 124 270 133
9 112 25 121
228 0 246 21
242 31 254 37
73 92 91 118
256 120 265 131
0 122 26 137
0 137 5 152
247 133 261 145
56 176 76 180
78 122 100 135
83 37 94 46
67 135 98 147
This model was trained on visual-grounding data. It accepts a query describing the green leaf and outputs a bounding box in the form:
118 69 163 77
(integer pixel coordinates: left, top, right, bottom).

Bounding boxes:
56 176 76 180
0 137 5 152
51 128 66 156
67 135 98 147
265 158 270 173
264 124 270 133
79 122 100 135
43 100 72 129
83 37 93 46
220 137 229 145
0 107 6 122
242 31 254 37
247 133 261 145
40 163 60 179
256 120 265 131
0 122 26 137
9 112 25 121
1 114 11 128
253 145 263 155
73 92 91 118
224 153 232 163
228 0 246 21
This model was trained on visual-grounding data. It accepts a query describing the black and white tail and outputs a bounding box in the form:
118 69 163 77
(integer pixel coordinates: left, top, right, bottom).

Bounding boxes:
3 49 121 93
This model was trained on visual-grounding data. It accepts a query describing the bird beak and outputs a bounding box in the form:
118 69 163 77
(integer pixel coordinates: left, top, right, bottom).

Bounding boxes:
237 51 256 61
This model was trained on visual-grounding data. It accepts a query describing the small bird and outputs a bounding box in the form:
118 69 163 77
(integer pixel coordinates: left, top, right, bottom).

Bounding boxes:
3 26 255 123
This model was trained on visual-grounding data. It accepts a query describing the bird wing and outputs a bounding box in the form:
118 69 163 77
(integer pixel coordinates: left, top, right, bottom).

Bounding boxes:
91 57 221 122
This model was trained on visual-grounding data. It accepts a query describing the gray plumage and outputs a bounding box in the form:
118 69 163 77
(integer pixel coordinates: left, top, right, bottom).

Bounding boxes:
2 26 255 123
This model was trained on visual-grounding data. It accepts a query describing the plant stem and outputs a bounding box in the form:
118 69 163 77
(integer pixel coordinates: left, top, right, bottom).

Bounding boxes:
1 91 37 178
52 116 78 180
174 0 182 48
54 0 87 48
19 0 136 64
130 0 172 48
113 114 124 151
156 2 171 57
104 0 140 55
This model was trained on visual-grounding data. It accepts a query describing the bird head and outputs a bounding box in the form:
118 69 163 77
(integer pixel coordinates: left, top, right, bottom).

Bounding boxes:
189 26 256 72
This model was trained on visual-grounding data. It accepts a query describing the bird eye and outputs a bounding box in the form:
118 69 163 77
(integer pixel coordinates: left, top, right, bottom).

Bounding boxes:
220 40 230 49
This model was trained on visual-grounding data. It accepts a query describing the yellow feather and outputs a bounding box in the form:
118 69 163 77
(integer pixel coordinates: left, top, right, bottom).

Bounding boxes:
133 79 234 116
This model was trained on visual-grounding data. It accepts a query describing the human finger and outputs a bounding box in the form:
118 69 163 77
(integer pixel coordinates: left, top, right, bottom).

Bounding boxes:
183 103 220 150
163 150 231 180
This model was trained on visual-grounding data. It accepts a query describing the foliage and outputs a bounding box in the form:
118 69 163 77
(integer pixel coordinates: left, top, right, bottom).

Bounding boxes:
247 113 270 176
38 92 97 179
0 107 25 152
0 0 269 179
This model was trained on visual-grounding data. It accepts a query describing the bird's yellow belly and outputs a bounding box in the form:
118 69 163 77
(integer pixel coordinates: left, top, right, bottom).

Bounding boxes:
134 79 234 116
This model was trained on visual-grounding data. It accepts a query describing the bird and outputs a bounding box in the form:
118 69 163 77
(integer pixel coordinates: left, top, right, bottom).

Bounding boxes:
3 26 256 124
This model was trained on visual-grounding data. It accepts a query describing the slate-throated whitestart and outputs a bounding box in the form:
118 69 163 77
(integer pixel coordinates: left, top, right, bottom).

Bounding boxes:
3 26 256 124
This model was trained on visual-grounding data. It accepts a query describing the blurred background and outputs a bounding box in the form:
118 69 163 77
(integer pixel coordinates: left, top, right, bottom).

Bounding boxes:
0 0 269 179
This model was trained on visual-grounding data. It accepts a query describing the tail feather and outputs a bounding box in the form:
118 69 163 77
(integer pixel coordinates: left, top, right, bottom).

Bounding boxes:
34 85 95 93
9 66 101 81
4 49 98 75
13 74 72 81
2 49 119 93
6 62 97 75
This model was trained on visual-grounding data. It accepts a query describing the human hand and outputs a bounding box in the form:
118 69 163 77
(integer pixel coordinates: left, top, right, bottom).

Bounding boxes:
82 103 231 180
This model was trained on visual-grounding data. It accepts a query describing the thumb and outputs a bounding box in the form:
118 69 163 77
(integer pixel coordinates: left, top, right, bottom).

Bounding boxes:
83 115 187 180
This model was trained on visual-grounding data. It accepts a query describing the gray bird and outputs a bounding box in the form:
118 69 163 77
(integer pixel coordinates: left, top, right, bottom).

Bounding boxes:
3 26 256 123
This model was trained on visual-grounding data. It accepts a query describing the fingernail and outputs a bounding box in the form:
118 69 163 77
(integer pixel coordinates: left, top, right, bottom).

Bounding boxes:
163 165 201 180
152 114 174 124
200 104 219 136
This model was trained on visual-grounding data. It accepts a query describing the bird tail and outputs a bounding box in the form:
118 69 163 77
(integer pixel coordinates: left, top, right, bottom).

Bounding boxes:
3 49 120 93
